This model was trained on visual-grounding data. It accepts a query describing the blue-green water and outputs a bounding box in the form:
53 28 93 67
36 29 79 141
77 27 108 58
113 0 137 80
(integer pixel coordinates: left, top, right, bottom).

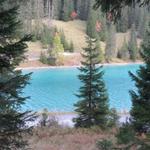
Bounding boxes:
23 64 141 112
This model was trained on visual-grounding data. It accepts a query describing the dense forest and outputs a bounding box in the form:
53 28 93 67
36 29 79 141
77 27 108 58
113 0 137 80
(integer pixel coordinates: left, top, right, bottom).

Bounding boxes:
0 0 150 149
16 0 150 65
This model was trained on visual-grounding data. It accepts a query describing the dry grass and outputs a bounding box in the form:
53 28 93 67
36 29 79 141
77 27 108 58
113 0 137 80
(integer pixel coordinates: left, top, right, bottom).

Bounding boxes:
30 20 141 53
28 127 116 150
20 20 143 68
52 20 87 52
52 20 106 53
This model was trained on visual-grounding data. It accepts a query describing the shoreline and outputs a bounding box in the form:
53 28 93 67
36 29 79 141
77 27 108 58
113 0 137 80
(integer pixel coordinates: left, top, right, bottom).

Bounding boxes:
30 111 130 127
17 62 143 70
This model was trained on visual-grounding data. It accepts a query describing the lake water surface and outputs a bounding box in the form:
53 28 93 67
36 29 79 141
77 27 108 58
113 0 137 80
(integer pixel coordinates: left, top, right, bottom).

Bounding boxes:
23 64 141 112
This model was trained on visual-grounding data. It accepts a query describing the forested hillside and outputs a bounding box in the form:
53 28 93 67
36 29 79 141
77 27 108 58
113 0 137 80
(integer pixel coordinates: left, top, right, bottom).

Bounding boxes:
17 0 149 65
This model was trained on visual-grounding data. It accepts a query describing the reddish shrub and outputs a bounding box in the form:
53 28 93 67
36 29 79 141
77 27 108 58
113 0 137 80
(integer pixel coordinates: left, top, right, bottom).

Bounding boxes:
71 11 78 20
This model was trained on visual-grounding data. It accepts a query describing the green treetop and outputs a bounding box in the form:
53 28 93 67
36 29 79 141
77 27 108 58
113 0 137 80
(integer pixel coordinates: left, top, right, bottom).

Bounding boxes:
129 22 150 133
52 33 64 57
128 24 138 61
73 37 109 128
0 0 35 149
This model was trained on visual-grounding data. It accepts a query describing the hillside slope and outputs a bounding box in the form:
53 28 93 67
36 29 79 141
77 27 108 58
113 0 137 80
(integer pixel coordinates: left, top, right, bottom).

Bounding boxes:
50 20 141 52
24 19 142 67
52 20 106 52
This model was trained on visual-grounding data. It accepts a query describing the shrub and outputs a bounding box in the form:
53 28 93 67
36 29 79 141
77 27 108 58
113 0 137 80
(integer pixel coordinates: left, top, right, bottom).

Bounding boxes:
116 123 135 144
47 116 60 128
69 40 74 52
40 25 57 48
60 30 70 51
40 51 48 64
47 57 57 66
96 139 113 150
40 108 49 127
117 40 130 60
107 108 119 128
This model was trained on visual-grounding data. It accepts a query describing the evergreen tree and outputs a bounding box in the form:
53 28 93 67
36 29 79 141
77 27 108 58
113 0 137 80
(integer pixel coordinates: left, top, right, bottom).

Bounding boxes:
73 37 109 128
63 0 73 21
60 30 69 50
0 0 35 149
105 23 116 62
53 33 64 56
117 39 130 60
129 23 150 133
86 8 97 38
58 0 73 21
96 39 104 62
52 33 64 65
128 24 138 61
94 0 149 20
69 40 74 52
86 1 107 41
79 0 90 20
137 8 149 39
59 0 65 20
97 11 107 41
116 7 128 33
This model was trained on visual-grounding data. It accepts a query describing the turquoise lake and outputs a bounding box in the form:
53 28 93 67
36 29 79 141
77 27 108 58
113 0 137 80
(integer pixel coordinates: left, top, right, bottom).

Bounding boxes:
23 64 141 112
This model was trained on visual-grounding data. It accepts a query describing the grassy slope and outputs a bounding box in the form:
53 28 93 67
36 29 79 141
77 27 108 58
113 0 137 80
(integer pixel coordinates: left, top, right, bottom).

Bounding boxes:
29 19 141 53
52 19 106 52
24 19 142 66
52 20 141 52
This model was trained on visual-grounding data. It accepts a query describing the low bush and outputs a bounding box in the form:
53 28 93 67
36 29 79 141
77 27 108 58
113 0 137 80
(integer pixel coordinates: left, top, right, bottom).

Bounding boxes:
40 52 48 64
116 123 135 144
107 108 119 128
96 139 113 150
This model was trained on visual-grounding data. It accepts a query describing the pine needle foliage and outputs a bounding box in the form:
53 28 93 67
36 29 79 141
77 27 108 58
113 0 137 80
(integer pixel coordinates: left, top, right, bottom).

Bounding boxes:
73 37 109 128
0 0 35 149
129 22 150 133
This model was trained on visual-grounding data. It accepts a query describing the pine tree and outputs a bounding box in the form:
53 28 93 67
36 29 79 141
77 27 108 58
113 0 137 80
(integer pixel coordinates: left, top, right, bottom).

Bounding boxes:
128 24 138 61
129 22 150 133
96 39 104 62
97 11 107 41
105 23 116 62
86 8 97 38
79 0 90 20
69 40 74 52
52 33 64 65
62 0 72 21
117 39 130 60
116 7 128 33
73 37 109 128
137 8 149 39
53 33 64 56
59 0 65 20
0 0 35 149
60 30 69 50
94 0 149 20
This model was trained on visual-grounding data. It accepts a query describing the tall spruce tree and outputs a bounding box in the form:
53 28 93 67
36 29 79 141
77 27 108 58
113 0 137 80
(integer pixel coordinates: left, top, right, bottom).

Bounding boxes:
0 0 35 149
105 23 116 62
117 39 130 60
129 22 150 133
86 8 97 39
73 37 109 128
128 24 138 61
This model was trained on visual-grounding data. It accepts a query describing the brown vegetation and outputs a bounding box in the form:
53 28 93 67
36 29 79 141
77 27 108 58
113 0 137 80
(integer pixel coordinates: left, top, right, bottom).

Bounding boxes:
28 127 116 150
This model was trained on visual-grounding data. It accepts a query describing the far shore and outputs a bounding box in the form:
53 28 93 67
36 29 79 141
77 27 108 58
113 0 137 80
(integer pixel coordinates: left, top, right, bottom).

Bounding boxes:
17 61 143 70
29 111 130 127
